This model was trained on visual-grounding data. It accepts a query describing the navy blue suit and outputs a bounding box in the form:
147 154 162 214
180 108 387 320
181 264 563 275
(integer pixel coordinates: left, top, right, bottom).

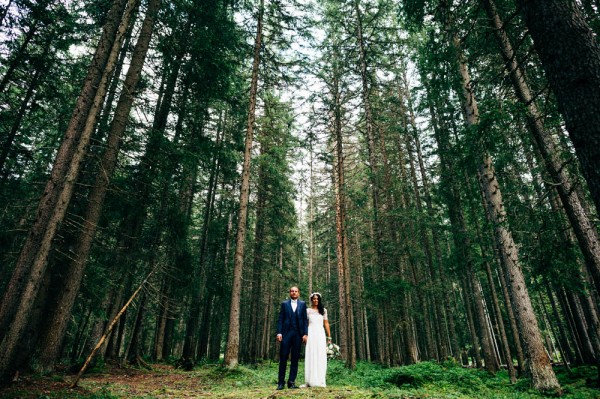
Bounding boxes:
277 299 308 385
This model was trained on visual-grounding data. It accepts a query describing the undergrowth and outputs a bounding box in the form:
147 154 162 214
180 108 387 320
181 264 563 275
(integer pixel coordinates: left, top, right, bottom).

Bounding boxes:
0 360 597 398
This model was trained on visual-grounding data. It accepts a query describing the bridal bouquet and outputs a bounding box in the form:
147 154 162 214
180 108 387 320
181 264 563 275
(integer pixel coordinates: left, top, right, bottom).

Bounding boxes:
326 342 341 359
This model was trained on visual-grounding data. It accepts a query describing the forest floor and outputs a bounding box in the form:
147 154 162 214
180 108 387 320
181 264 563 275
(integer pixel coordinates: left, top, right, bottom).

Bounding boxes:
0 360 598 399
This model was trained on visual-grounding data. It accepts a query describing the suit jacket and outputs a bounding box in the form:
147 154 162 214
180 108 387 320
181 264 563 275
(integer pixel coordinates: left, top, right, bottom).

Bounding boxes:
277 299 308 337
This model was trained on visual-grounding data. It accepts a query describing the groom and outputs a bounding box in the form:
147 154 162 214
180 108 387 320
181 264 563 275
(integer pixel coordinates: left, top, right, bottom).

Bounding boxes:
276 286 308 390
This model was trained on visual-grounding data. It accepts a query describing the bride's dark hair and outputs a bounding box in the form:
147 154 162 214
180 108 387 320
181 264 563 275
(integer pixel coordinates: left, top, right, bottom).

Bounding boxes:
310 293 325 315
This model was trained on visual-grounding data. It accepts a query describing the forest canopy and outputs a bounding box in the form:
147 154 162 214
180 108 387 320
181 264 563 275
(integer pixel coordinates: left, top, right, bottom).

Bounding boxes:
1 0 600 394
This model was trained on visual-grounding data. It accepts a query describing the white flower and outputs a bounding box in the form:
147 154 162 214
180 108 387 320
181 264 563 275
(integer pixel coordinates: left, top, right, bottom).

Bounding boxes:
326 342 341 359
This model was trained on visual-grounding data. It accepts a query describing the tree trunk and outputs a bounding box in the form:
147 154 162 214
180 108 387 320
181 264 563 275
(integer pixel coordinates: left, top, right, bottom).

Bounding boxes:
95 11 137 139
405 79 448 360
87 273 130 360
484 259 516 382
154 279 170 361
425 98 461 360
461 275 482 367
352 6 386 365
402 89 437 360
392 114 419 365
181 109 220 362
471 189 517 380
308 149 315 296
342 141 356 370
443 0 554 382
545 281 574 370
484 0 600 298
71 307 93 362
223 0 263 368
126 292 148 364
31 0 160 371
191 142 222 361
478 156 560 390
557 287 585 365
71 269 153 388
354 233 367 361
578 289 600 383
0 0 129 336
248 144 267 362
565 290 596 364
331 56 351 366
0 0 137 382
429 71 495 370
516 0 600 216
493 249 526 374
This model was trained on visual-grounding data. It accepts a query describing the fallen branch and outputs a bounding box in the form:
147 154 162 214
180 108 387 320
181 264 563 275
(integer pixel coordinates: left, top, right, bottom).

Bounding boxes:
70 269 155 388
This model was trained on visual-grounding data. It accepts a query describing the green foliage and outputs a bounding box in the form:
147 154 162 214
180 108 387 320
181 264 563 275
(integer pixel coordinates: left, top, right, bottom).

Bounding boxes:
386 361 506 394
380 362 598 399
2 362 598 399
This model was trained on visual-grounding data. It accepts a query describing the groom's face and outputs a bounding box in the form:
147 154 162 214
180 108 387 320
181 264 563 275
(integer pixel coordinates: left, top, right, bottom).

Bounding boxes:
289 287 300 300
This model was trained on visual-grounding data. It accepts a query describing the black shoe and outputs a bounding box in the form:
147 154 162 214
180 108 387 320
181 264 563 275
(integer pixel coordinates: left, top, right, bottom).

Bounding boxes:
288 382 299 389
277 383 285 390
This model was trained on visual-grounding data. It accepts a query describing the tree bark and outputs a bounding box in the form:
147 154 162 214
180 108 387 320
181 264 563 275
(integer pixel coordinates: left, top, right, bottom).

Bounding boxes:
442 0 555 383
478 156 560 390
154 279 170 361
308 149 315 296
354 233 368 361
516 0 600 216
248 135 268 362
484 0 600 298
0 0 136 382
0 0 129 336
493 249 525 374
430 85 494 371
224 0 263 368
471 186 517 380
31 0 160 371
125 292 148 365
484 258 516 382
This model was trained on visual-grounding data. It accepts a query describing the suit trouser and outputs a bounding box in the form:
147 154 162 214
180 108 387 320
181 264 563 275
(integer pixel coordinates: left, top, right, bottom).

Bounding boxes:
278 329 301 384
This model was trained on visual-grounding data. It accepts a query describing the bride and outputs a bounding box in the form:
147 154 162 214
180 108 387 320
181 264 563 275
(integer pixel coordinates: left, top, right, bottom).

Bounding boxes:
304 292 332 387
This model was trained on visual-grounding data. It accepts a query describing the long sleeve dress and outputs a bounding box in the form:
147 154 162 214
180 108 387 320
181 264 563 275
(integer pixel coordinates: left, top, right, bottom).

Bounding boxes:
304 308 328 387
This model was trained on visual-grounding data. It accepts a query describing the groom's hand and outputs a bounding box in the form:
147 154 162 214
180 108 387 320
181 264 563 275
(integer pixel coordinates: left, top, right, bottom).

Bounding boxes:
277 334 282 342
302 335 307 343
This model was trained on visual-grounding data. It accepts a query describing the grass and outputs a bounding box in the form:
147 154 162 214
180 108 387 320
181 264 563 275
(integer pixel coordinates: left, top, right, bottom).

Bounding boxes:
0 360 597 398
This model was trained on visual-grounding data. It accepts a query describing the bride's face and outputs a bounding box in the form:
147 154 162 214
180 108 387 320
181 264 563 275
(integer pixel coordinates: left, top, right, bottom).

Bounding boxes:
311 296 319 306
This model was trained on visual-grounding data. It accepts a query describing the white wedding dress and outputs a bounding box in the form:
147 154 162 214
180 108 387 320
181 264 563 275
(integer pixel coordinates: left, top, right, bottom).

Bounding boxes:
304 308 328 387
